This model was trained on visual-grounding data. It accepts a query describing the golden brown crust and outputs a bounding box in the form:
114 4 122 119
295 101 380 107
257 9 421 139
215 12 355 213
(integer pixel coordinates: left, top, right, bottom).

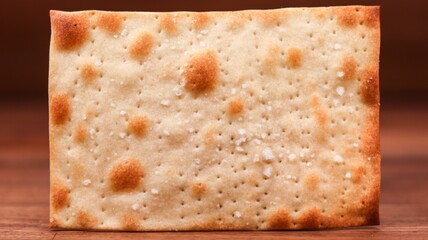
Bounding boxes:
192 13 210 29
50 11 89 50
159 14 177 35
304 172 320 190
287 47 303 69
73 122 87 143
50 93 70 125
298 207 321 229
362 6 380 29
51 182 69 211
76 211 98 228
109 158 143 192
336 8 358 28
311 96 327 126
129 32 154 60
184 51 219 94
340 56 357 80
121 215 140 230
227 97 244 116
128 116 149 137
360 67 380 105
255 10 284 27
80 62 98 83
191 182 207 196
267 209 291 229
97 12 122 33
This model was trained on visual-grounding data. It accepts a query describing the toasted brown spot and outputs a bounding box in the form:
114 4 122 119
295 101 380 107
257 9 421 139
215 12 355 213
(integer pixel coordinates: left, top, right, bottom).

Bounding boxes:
97 13 122 33
299 207 321 229
192 13 210 29
128 116 149 137
337 8 358 28
51 182 69 211
184 51 219 93
287 47 303 69
267 209 290 229
256 11 283 27
109 158 143 192
50 93 70 125
304 172 320 190
202 127 217 147
340 56 358 80
73 123 87 143
122 215 140 230
159 14 176 35
229 13 247 30
49 217 60 228
80 63 98 83
227 97 244 116
76 211 97 228
262 45 281 75
361 68 379 104
50 11 89 50
352 164 366 183
311 96 327 126
191 182 207 196
129 32 154 60
362 6 380 28
361 106 380 160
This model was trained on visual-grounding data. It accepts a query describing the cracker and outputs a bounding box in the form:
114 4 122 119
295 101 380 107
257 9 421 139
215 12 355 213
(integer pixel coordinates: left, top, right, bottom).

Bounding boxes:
49 6 380 230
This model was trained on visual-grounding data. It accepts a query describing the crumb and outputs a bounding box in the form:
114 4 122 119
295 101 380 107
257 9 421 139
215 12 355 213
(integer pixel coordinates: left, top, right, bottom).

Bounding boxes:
82 179 91 186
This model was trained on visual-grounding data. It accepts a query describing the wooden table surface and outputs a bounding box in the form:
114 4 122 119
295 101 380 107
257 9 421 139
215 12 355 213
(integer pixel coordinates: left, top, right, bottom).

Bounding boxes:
1 102 427 239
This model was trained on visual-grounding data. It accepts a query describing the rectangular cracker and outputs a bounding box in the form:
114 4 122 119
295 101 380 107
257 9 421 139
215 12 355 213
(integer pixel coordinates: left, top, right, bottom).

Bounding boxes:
49 6 380 230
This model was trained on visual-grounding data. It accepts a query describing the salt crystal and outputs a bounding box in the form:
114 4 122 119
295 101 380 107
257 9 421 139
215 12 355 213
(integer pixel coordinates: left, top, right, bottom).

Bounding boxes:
345 172 352 179
94 59 102 66
334 154 344 163
194 158 201 165
120 29 128 37
231 88 237 95
199 41 206 47
234 211 242 218
254 139 261 145
299 152 305 158
235 137 246 146
82 179 91 186
334 43 342 50
238 129 246 135
336 86 345 96
120 110 126 116
119 132 126 139
173 86 182 96
82 114 87 121
306 162 312 167
263 147 275 161
110 103 116 108
253 154 260 162
242 84 247 89
170 46 176 50
368 157 372 161
263 166 272 178
337 71 345 78
261 133 267 139
89 128 96 136
236 146 244 152
163 130 170 136
160 99 170 106
353 143 359 148
188 128 195 133
288 153 296 161
113 34 119 39
131 203 140 211
151 188 159 195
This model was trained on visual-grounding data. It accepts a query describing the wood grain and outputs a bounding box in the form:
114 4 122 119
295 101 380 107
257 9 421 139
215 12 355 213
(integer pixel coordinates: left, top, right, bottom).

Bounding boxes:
1 103 427 239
